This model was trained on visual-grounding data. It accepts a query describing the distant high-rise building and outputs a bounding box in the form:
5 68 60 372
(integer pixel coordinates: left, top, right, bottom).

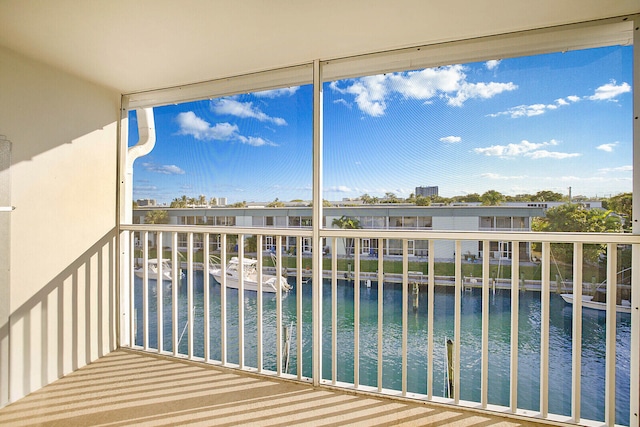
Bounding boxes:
415 186 438 197
216 197 227 206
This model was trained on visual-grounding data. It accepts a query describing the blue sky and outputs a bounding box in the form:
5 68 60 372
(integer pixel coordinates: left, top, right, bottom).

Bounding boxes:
130 45 632 204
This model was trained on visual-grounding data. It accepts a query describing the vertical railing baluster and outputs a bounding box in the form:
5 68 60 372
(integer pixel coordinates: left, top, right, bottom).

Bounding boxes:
377 238 384 393
571 242 583 423
276 235 282 375
129 231 135 348
540 241 550 418
605 243 617 426
509 240 520 412
187 232 194 359
238 234 245 369
481 240 490 408
402 239 408 397
331 236 338 385
427 239 434 400
142 231 149 351
157 232 164 353
511 241 521 410
257 235 263 372
171 232 178 356
354 238 361 388
221 234 227 365
203 233 210 362
453 240 461 403
296 235 303 379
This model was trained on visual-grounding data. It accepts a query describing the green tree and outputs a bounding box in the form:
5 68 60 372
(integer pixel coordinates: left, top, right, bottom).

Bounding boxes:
144 210 169 224
531 190 565 202
267 198 286 207
383 192 399 203
480 190 505 206
170 195 188 208
604 192 632 231
533 203 621 263
209 197 218 206
229 201 247 208
415 195 431 206
331 215 361 255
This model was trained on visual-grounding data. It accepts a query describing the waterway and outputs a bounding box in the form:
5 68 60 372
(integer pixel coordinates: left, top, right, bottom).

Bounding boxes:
134 271 631 426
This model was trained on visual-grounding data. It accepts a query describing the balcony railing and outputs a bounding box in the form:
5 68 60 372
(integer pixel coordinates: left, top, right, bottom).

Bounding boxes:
120 224 639 427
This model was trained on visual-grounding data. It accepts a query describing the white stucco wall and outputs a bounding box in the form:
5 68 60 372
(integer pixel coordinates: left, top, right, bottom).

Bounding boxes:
0 46 120 405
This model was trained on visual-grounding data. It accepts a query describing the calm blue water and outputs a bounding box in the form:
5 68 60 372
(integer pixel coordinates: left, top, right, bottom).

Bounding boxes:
135 271 631 425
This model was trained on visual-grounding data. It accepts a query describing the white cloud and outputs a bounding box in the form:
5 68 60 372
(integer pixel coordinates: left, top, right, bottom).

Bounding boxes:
176 112 238 140
440 136 461 143
333 98 352 108
473 139 579 159
176 111 276 146
344 74 389 117
588 80 631 101
488 102 563 118
527 150 580 160
481 172 525 180
236 135 276 147
446 81 517 107
254 87 299 98
485 60 501 70
596 142 619 152
598 165 632 173
326 185 352 193
330 65 516 116
141 163 185 175
211 99 286 125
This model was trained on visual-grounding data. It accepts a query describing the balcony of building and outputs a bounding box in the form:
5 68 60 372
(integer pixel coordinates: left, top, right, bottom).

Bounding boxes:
1 2 639 427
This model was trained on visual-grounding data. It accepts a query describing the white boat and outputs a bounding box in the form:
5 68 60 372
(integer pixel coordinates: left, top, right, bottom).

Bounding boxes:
560 293 631 314
135 259 176 281
209 256 292 293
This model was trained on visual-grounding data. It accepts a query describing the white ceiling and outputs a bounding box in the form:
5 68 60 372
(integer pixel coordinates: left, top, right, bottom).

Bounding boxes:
0 0 638 94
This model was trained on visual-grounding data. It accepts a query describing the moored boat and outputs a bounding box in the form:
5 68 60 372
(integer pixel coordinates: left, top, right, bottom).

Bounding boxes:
209 256 292 293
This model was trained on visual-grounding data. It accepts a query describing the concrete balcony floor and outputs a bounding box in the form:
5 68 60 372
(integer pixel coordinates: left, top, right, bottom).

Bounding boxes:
0 349 549 426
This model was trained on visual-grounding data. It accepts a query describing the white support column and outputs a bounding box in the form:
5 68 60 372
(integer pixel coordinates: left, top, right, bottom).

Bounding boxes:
311 58 324 386
377 238 384 393
630 17 640 427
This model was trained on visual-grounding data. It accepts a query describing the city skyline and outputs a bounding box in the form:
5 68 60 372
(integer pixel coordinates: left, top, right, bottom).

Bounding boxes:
130 45 632 204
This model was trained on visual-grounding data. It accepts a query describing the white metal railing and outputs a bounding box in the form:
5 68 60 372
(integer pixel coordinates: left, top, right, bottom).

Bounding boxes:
120 224 639 427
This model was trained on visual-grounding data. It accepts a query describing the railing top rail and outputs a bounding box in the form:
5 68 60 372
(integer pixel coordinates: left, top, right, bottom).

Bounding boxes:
120 223 639 244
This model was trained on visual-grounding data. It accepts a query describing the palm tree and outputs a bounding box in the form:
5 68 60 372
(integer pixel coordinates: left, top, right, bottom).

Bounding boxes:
331 215 361 256
144 210 169 224
480 190 505 206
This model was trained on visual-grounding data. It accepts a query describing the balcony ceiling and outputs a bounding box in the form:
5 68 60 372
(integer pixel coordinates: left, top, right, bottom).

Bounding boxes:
0 0 638 94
